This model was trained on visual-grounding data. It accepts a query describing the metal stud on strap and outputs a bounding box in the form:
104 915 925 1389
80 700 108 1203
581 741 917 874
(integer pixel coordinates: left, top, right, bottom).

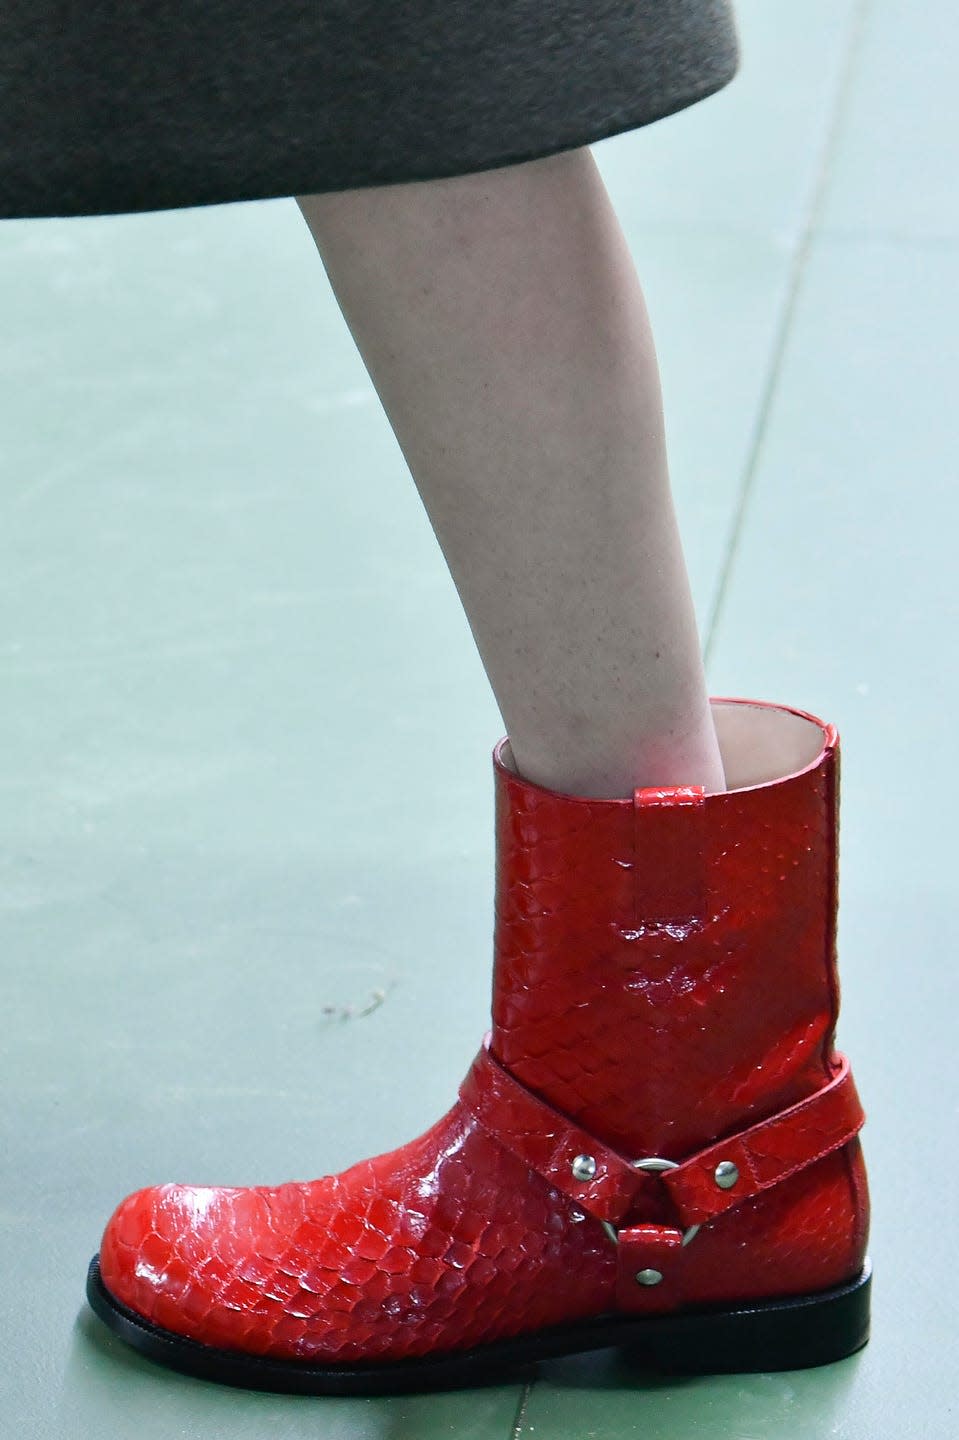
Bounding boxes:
599 1157 701 1247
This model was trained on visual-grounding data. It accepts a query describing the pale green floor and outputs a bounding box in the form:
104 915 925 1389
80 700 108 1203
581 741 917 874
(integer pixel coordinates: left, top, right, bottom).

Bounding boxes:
2 2 957 1436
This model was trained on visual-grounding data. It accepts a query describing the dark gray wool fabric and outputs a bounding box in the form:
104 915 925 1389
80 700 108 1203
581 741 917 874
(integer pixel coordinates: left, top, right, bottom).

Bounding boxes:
0 2 739 219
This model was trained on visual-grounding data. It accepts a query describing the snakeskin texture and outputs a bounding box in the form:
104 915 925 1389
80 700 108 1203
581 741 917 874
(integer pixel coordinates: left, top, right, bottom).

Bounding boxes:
490 716 843 1157
96 697 870 1361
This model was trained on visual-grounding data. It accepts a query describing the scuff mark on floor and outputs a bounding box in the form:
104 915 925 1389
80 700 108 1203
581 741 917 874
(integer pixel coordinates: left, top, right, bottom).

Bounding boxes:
320 984 391 1022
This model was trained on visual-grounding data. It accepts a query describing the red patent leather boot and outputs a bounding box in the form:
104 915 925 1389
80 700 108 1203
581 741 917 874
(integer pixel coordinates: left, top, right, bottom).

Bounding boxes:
86 697 871 1394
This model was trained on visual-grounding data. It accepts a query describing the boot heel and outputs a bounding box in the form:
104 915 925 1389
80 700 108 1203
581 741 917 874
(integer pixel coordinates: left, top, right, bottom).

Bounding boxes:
630 1261 872 1375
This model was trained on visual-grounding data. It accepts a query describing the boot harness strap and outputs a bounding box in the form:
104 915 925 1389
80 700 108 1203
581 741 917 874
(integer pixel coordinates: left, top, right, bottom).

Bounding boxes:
458 1033 865 1235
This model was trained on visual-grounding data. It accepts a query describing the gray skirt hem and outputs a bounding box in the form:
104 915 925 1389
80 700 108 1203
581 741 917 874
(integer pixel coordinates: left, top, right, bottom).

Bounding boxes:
0 1 740 220
2 70 736 221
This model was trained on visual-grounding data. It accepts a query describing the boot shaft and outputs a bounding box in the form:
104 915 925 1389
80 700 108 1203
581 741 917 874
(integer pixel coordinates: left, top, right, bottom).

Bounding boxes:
490 698 842 1159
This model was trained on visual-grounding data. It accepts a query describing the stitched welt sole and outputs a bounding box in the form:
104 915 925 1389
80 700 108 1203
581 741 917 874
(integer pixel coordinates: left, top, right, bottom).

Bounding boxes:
85 1254 871 1396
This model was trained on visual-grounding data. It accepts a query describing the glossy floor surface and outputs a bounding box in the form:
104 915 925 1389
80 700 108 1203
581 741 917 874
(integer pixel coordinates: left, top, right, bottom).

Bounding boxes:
2 2 956 1436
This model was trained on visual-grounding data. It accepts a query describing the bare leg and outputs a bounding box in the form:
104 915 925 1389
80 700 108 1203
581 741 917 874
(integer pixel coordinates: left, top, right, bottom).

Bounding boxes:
297 148 725 798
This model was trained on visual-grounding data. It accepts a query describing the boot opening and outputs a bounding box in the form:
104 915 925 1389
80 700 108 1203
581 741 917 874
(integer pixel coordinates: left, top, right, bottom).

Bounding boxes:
711 699 827 791
497 699 830 797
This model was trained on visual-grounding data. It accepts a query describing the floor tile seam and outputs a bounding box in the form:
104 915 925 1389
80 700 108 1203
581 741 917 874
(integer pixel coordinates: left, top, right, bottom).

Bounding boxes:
703 0 875 663
509 1378 533 1439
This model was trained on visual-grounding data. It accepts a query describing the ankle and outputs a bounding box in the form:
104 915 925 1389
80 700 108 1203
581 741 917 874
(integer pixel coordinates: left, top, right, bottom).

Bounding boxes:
505 717 727 799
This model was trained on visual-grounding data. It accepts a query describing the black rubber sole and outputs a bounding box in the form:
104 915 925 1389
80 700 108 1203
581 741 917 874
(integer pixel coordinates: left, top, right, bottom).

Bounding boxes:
85 1254 871 1396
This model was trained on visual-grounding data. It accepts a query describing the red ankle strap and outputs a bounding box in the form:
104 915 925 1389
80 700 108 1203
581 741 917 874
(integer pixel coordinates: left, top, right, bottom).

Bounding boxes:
459 1034 865 1234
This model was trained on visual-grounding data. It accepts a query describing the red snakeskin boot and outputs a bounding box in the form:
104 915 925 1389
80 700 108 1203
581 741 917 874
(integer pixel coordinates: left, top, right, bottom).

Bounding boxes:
86 696 871 1394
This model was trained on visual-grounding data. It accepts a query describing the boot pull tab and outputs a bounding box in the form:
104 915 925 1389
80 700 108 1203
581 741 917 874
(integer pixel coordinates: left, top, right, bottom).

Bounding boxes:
630 785 707 933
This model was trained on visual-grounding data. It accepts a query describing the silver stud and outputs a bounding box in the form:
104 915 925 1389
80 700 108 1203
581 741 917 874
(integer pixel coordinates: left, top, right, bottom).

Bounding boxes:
636 1269 663 1286
714 1160 739 1190
571 1153 597 1181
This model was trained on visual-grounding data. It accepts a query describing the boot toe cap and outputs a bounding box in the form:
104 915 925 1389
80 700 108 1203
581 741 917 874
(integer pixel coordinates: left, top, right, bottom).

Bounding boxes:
98 1182 270 1344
